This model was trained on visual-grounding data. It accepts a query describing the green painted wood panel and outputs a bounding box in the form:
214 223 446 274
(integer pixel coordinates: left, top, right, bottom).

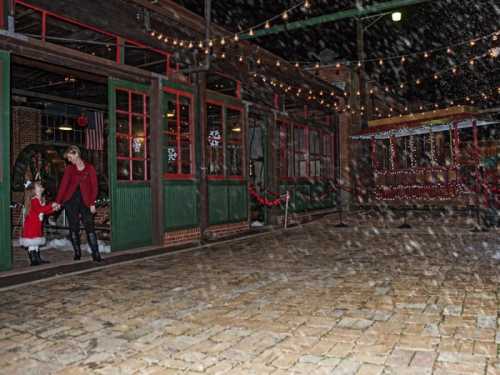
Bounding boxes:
164 181 199 230
108 79 153 251
208 181 248 225
295 184 310 212
228 184 248 222
279 181 337 213
208 183 229 225
0 51 10 271
113 184 152 250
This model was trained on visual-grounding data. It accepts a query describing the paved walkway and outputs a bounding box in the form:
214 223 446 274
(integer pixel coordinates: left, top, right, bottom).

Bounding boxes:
0 214 499 374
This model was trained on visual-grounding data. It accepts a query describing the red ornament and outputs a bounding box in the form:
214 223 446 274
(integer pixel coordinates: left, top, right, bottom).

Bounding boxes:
77 115 88 128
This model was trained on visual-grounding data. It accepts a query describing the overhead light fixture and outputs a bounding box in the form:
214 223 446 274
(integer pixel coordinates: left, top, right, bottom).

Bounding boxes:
167 112 175 118
58 126 72 131
232 127 241 132
391 12 402 22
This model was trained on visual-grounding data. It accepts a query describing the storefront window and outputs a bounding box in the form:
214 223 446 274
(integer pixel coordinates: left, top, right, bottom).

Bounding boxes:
116 89 150 181
226 108 243 176
321 132 335 178
309 129 321 177
164 91 193 177
294 125 308 177
207 103 224 176
276 120 290 179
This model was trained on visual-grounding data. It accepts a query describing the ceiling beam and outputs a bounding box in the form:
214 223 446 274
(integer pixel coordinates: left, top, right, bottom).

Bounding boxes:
12 89 107 110
241 0 432 40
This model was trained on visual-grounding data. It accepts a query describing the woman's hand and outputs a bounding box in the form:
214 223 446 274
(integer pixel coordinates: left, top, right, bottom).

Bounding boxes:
90 205 96 214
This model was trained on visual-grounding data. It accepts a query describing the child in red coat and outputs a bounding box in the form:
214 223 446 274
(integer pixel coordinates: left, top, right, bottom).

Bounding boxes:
19 181 59 266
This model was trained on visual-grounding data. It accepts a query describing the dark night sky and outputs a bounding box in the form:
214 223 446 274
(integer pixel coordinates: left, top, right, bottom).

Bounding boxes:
173 0 500 107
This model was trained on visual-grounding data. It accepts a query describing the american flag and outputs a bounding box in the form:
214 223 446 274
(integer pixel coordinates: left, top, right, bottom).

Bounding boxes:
85 111 105 151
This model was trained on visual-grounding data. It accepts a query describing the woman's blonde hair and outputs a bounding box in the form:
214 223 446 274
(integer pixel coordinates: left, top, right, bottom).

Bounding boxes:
23 181 44 214
64 145 81 159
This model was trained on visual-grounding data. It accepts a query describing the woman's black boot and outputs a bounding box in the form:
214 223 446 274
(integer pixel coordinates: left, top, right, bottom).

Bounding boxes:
87 232 102 262
70 231 82 260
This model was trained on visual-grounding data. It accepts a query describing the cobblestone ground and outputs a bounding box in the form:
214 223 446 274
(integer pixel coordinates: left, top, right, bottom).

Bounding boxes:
1 213 499 374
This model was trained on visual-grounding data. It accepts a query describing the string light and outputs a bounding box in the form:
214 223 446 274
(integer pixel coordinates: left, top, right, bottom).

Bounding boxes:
282 11 289 21
265 21 271 29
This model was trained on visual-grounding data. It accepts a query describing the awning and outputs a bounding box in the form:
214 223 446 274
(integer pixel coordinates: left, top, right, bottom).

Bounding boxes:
351 119 500 140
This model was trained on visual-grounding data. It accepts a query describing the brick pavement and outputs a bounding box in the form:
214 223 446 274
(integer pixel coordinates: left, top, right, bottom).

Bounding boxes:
0 213 499 374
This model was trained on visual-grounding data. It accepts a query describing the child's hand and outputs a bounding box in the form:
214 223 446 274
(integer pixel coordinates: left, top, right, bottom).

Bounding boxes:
52 203 61 210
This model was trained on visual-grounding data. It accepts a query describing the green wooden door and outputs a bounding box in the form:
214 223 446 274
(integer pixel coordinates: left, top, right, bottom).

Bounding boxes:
108 79 153 250
0 51 10 271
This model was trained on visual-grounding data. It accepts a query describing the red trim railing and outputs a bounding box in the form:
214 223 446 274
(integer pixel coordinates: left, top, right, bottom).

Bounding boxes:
15 0 174 76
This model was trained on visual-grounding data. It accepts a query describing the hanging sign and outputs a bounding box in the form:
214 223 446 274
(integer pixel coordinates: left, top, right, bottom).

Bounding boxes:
132 138 143 153
208 130 222 147
167 147 177 161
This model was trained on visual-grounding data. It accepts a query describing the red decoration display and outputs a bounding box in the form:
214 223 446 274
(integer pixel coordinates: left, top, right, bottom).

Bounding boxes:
77 115 88 128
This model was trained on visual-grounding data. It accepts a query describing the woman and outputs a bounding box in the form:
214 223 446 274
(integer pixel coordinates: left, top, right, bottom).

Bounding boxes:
55 145 102 262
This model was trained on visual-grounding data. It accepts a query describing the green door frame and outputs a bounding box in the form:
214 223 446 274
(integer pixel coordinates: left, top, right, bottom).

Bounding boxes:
108 78 153 250
0 50 10 271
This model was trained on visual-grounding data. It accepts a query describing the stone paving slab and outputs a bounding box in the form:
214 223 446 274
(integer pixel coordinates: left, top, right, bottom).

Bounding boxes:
0 213 499 374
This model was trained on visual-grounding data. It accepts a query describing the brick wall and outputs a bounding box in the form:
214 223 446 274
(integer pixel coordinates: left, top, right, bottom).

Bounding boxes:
206 222 250 240
11 106 42 168
164 227 201 247
10 107 42 239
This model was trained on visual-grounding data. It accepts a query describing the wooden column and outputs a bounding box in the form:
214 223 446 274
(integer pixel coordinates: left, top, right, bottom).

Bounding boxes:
0 0 10 30
150 77 164 246
195 72 209 237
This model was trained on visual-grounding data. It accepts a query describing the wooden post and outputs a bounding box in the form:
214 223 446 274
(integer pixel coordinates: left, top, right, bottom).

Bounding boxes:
0 0 10 30
195 71 209 238
150 77 163 246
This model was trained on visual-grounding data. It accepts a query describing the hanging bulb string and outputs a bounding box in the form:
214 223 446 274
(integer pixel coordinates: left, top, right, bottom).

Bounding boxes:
147 0 309 48
372 88 500 119
290 28 500 69
373 51 493 94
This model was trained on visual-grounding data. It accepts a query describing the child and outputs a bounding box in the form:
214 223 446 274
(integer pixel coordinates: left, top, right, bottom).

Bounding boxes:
19 181 58 266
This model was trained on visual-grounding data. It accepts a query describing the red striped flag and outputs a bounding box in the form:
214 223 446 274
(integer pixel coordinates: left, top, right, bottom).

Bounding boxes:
85 111 104 151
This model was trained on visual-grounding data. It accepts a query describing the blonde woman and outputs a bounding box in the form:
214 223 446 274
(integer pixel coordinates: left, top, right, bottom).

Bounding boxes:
55 145 102 262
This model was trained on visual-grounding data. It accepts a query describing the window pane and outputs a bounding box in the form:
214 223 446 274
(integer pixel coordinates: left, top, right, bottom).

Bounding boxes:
117 159 130 180
132 160 146 180
132 93 144 114
180 139 191 174
117 113 129 134
131 137 145 158
164 141 178 174
132 115 145 137
117 136 129 157
180 96 190 136
226 108 243 176
207 104 223 176
276 122 289 178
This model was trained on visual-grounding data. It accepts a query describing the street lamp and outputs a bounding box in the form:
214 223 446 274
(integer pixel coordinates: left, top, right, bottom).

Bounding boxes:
356 10 403 127
391 11 402 22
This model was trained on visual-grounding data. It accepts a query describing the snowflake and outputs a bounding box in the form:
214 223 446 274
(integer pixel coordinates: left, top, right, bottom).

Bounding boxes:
167 147 177 161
